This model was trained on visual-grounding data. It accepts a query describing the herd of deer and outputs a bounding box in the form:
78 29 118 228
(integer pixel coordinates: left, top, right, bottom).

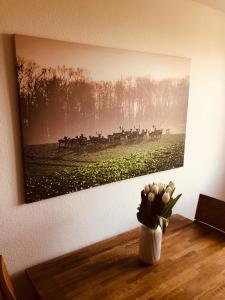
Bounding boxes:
58 126 165 149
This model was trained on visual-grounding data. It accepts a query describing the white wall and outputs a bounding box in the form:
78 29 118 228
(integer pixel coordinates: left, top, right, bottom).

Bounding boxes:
193 0 225 12
0 0 225 298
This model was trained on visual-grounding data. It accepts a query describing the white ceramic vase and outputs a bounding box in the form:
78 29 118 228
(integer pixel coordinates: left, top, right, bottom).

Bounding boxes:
139 225 162 264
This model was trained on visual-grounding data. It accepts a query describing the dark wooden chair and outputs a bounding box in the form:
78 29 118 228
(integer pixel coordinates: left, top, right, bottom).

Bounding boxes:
0 289 5 300
195 194 225 232
0 256 17 300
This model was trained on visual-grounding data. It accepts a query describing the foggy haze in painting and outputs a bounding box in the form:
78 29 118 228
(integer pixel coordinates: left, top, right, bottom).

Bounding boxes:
15 35 191 203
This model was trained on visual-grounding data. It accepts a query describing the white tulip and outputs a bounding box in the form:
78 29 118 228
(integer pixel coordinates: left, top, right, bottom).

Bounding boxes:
151 184 159 195
148 192 155 202
165 186 172 194
162 192 170 204
144 185 150 193
168 181 175 190
158 182 164 194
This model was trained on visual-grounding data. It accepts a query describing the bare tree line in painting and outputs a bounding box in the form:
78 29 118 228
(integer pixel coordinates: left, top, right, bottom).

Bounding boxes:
17 57 189 146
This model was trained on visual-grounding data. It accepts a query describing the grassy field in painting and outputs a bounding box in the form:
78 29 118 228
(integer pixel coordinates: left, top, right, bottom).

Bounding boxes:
24 134 185 202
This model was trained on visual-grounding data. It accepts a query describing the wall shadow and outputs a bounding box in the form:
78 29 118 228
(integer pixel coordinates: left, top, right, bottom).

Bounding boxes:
0 33 25 205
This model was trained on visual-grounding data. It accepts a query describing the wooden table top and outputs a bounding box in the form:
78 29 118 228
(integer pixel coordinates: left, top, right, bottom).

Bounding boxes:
26 214 225 300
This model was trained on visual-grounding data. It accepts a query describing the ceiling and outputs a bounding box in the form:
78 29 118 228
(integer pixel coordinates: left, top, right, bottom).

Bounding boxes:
192 0 225 13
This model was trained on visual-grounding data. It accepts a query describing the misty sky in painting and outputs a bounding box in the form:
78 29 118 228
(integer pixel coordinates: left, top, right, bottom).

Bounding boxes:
16 35 190 81
15 35 191 145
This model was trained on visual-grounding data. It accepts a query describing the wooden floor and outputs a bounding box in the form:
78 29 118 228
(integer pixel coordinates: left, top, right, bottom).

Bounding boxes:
26 215 225 300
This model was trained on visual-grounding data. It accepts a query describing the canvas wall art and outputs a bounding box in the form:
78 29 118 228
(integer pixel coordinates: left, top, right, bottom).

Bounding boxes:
15 34 191 203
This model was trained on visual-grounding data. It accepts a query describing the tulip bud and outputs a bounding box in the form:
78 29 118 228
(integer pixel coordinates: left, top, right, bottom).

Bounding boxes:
165 186 172 194
158 182 164 194
144 185 150 193
162 192 170 204
151 184 159 195
148 192 155 202
168 181 175 190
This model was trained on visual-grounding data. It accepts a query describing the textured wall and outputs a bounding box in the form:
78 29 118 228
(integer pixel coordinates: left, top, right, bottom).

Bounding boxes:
0 0 225 299
193 0 225 12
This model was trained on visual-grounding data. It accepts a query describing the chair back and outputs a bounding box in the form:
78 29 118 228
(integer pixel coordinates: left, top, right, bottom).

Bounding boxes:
0 256 17 300
0 288 5 300
195 194 225 232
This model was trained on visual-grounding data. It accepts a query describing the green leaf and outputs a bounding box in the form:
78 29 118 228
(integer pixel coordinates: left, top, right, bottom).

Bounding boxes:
159 216 169 233
160 193 182 218
161 209 172 219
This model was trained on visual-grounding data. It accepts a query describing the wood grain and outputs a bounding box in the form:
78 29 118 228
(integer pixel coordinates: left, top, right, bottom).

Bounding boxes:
26 214 225 300
195 194 225 232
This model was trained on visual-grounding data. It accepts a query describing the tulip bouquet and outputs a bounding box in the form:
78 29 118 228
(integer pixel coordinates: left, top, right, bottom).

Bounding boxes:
137 181 181 233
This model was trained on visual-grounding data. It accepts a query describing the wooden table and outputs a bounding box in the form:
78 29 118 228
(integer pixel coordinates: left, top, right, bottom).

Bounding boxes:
26 215 225 300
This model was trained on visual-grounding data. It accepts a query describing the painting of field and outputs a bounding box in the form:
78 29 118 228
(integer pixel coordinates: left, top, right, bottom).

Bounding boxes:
15 35 191 202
